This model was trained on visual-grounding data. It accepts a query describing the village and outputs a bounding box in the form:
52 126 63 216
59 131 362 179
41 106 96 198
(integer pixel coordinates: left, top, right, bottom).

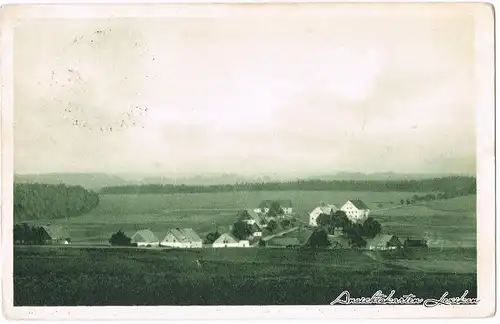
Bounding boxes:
23 198 428 252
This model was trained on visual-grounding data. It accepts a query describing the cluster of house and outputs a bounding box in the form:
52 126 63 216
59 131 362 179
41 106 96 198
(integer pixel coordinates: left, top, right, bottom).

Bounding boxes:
237 199 295 238
309 199 370 226
306 199 428 250
253 199 293 215
37 198 428 251
130 228 250 248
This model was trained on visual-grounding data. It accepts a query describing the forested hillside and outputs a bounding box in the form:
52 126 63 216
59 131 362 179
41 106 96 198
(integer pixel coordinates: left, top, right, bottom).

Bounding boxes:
14 183 100 222
100 176 476 196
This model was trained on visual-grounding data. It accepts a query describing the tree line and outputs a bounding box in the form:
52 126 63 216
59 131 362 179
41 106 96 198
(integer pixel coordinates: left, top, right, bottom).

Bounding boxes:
14 183 100 222
99 176 476 196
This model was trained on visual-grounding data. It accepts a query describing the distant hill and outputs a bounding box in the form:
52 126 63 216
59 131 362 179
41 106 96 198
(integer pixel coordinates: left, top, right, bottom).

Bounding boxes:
309 172 472 181
14 172 475 189
14 173 132 190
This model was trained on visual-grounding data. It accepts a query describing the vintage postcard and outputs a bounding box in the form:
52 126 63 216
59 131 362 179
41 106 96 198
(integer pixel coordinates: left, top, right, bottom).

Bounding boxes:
0 1 496 320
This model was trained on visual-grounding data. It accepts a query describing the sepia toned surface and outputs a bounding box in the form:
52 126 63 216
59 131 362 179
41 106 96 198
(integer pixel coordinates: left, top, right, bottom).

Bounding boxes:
1 2 495 320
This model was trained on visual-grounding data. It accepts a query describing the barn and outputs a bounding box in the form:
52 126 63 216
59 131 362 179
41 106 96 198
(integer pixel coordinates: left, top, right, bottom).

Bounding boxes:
212 233 250 248
366 234 402 250
160 228 203 248
131 229 159 247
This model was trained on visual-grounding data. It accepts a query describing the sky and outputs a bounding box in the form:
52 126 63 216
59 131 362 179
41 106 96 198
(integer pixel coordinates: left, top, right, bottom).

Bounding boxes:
13 4 477 176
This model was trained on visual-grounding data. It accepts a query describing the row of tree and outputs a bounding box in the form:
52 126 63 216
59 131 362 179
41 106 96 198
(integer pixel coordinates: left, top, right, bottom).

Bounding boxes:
99 176 476 195
14 183 100 221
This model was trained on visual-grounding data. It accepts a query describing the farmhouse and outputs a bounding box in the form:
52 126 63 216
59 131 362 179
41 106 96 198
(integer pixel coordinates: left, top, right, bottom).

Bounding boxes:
212 233 250 248
309 203 339 226
131 229 159 247
340 199 370 224
403 237 428 248
40 225 70 245
366 234 402 250
254 199 293 215
161 228 203 248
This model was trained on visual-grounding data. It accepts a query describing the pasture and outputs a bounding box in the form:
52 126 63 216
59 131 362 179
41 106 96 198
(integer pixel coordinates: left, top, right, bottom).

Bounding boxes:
372 195 476 247
27 190 424 244
13 246 477 306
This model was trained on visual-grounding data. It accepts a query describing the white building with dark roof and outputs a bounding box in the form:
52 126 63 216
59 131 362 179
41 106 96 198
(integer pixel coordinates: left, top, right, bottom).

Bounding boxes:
340 199 370 224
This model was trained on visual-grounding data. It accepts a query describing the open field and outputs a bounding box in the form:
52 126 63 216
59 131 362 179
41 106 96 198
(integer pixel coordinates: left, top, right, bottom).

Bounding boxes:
23 192 476 247
371 195 476 247
13 246 477 306
24 190 428 244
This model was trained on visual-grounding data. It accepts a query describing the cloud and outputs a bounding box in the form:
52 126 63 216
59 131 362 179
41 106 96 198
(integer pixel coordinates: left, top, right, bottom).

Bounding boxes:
13 10 477 175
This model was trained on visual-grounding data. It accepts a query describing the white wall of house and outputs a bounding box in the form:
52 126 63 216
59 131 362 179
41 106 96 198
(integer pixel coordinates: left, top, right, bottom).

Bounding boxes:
254 208 270 214
252 231 262 237
213 240 250 248
368 245 396 251
190 241 203 248
245 219 256 225
309 207 324 226
161 241 191 248
137 241 160 247
309 205 337 226
340 201 370 224
282 207 293 214
161 233 202 248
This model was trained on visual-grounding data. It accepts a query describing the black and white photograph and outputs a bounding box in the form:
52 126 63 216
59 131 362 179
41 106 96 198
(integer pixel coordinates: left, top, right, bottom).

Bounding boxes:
0 1 495 320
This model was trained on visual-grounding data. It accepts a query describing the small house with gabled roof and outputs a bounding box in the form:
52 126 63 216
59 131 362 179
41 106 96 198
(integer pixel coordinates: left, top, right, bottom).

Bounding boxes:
161 228 203 248
340 199 370 224
212 233 250 248
366 234 402 250
131 229 159 247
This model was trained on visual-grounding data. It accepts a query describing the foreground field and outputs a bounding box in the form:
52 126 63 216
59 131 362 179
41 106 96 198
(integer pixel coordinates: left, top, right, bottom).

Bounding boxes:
25 190 427 244
14 246 476 306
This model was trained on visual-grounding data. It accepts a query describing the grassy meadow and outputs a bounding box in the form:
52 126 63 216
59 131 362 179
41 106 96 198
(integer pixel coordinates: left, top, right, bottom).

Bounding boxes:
371 195 476 247
26 190 436 244
14 246 477 306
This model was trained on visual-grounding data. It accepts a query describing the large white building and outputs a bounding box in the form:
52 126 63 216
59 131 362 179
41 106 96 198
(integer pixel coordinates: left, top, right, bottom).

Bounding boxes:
309 204 338 226
340 199 370 224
